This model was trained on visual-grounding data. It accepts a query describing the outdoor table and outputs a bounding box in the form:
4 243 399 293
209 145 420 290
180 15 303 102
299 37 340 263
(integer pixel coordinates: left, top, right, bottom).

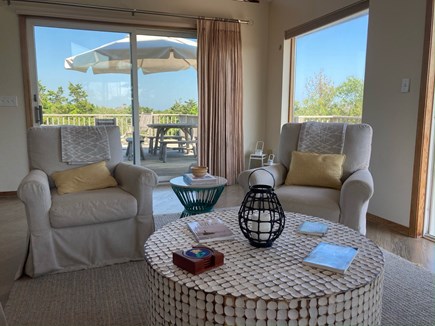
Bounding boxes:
147 123 197 155
169 176 227 218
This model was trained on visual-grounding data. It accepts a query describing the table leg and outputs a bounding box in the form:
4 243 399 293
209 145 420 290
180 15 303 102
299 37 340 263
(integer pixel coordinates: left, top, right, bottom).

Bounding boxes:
159 143 168 163
153 130 159 155
181 128 194 154
140 141 146 160
148 137 154 154
154 128 168 155
126 138 133 161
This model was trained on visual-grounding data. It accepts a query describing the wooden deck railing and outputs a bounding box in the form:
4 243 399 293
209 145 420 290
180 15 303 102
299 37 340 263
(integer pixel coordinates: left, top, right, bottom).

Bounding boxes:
43 113 199 141
294 115 362 124
43 113 361 143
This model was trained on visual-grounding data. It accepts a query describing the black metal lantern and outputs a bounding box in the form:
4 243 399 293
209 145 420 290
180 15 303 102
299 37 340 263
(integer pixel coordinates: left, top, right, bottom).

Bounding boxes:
238 169 286 248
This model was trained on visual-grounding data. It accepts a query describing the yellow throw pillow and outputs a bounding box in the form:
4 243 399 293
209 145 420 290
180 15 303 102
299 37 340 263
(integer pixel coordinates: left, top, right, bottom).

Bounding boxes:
285 151 346 189
52 161 118 195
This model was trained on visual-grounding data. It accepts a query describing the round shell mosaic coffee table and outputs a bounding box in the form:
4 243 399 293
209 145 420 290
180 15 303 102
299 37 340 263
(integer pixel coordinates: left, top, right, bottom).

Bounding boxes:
143 209 384 326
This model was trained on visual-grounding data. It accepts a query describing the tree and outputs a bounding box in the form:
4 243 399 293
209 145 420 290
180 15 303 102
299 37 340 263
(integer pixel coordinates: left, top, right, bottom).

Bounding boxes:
38 81 198 116
38 81 67 113
164 99 198 115
67 82 95 114
294 71 336 116
39 81 95 114
334 76 364 116
139 106 154 114
294 71 364 118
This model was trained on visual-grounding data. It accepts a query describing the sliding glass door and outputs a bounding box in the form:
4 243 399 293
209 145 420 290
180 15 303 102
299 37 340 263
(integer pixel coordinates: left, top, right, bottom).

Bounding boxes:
135 33 199 181
27 19 198 178
28 21 140 162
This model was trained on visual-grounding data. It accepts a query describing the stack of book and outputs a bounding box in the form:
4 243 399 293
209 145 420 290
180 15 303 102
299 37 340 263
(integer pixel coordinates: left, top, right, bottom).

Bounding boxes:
302 242 358 274
183 173 217 185
297 221 329 237
187 217 235 243
298 222 358 274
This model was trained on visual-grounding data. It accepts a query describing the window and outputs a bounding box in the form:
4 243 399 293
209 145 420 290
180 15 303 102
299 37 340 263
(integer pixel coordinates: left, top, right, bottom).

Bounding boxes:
286 7 369 124
26 19 198 180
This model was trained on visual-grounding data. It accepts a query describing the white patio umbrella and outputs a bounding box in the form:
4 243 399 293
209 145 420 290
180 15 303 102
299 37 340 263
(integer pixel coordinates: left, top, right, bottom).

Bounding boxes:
64 35 197 74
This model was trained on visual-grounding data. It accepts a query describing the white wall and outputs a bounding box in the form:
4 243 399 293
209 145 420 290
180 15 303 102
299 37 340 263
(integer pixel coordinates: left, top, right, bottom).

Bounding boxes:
0 5 28 192
363 0 426 226
1 0 429 228
0 0 269 191
265 0 427 227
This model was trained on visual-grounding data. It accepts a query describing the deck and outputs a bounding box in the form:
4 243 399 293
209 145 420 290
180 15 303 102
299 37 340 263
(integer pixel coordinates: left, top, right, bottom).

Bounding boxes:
122 145 197 182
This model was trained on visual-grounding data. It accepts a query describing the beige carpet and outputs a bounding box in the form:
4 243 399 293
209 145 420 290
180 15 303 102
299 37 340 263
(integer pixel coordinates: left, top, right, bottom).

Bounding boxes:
4 213 435 326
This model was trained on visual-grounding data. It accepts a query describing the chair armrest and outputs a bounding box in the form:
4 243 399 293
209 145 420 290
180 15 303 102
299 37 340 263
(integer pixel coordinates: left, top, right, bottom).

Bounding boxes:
237 164 288 193
340 169 374 235
114 162 158 215
17 169 52 233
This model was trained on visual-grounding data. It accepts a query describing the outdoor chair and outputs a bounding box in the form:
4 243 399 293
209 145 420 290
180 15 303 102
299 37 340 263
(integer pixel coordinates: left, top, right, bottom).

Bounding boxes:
17 125 158 277
238 122 374 235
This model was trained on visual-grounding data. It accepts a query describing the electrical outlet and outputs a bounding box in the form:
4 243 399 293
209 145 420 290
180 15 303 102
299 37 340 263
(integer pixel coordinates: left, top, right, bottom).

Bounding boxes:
0 96 18 107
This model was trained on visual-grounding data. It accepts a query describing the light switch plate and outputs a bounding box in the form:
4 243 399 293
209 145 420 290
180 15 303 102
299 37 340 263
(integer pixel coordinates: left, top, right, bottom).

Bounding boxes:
401 78 410 93
0 96 18 107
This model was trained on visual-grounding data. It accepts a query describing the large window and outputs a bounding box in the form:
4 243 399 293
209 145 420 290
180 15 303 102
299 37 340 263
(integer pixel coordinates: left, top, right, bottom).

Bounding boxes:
27 19 198 180
288 9 369 124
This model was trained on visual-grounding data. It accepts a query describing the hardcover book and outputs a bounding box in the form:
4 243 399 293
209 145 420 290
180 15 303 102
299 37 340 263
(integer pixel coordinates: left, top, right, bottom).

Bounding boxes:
183 173 217 185
298 221 329 236
302 242 358 274
187 217 235 243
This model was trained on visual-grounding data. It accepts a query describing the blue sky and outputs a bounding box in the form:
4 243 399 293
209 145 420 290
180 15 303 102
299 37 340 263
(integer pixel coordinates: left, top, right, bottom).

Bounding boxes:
34 12 368 110
34 27 197 110
294 13 368 101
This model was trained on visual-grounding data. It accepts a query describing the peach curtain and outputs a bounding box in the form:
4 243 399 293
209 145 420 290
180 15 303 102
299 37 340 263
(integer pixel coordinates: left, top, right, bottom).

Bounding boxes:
197 20 244 185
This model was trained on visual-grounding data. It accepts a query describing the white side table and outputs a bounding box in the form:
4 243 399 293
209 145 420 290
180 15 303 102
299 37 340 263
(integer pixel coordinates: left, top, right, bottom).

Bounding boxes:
249 153 267 169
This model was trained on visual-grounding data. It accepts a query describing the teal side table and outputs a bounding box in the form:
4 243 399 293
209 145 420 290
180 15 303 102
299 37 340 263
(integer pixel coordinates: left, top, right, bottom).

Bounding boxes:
170 176 228 218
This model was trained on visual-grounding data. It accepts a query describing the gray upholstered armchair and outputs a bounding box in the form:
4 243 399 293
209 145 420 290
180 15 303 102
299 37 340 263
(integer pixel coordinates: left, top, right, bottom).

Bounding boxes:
238 122 374 235
17 126 158 277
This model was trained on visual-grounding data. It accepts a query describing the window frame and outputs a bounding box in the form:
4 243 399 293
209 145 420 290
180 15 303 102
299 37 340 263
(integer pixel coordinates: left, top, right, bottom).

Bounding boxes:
20 16 196 166
411 0 435 238
284 0 369 123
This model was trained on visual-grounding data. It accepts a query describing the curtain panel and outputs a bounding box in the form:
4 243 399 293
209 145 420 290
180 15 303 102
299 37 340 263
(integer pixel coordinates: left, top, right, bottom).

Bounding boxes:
197 20 244 185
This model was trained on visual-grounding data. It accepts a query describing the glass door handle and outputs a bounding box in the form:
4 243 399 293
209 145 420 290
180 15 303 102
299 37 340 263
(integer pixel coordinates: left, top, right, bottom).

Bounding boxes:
34 105 43 124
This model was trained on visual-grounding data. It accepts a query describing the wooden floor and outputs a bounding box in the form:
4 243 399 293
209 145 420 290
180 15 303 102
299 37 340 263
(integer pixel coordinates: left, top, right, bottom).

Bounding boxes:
1 183 434 308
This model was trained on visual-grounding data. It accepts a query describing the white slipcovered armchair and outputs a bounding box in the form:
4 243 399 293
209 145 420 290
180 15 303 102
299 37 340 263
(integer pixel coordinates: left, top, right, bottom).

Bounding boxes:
238 122 373 235
17 126 158 277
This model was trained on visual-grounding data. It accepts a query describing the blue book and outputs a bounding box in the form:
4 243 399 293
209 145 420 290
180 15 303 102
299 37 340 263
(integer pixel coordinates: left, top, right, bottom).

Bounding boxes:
303 242 358 274
298 221 328 236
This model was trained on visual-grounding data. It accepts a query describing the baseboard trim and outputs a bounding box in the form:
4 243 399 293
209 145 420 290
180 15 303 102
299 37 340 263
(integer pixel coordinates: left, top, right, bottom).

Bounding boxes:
367 213 411 237
0 191 17 197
